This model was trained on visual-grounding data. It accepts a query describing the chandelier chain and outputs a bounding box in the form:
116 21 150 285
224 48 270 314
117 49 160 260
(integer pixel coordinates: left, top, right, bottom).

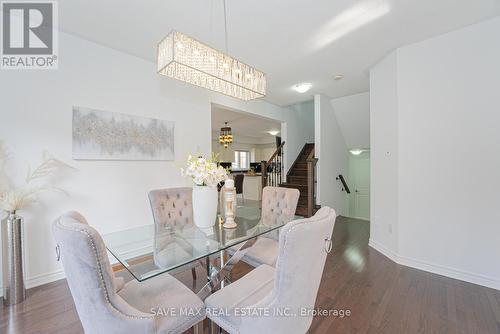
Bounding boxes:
209 0 214 45
223 0 229 53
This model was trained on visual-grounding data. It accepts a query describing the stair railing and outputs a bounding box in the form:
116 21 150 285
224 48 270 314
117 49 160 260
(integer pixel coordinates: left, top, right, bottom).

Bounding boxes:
306 148 318 217
261 141 285 188
336 174 351 194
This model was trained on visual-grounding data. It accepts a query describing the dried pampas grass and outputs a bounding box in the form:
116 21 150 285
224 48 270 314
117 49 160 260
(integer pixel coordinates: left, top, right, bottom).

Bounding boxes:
0 142 75 212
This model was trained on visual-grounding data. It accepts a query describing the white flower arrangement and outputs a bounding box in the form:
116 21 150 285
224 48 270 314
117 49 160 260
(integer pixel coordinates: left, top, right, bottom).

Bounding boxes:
181 154 228 187
0 140 75 213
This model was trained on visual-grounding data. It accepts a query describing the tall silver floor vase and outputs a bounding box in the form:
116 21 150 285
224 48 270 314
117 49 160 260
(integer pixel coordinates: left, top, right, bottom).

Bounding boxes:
1 211 26 305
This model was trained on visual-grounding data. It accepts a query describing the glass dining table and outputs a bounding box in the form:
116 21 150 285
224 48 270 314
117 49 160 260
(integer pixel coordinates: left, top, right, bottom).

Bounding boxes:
102 201 300 300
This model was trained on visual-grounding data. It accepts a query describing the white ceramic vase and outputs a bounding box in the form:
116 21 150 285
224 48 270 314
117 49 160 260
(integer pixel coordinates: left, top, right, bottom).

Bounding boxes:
192 185 218 229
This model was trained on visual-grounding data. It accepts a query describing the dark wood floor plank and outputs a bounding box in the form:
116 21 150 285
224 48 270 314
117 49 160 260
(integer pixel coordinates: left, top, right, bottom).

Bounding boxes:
2 216 500 334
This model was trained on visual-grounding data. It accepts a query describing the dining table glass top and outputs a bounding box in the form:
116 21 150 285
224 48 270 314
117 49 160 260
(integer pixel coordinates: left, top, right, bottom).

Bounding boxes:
103 202 300 282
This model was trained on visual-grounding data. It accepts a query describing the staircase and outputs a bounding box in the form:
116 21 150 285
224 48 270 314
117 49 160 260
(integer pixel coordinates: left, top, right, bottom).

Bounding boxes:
280 143 319 217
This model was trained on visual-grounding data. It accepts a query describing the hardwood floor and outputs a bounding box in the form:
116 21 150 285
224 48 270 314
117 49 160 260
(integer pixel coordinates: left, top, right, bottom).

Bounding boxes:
2 216 499 333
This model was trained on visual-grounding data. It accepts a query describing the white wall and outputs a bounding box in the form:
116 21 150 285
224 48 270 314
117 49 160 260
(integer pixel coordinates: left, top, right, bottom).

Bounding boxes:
370 17 500 290
369 51 399 255
314 94 349 216
289 100 315 144
0 30 312 290
330 92 370 149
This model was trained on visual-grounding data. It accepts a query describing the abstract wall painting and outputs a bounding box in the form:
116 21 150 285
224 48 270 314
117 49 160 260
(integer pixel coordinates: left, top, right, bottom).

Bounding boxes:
72 107 174 160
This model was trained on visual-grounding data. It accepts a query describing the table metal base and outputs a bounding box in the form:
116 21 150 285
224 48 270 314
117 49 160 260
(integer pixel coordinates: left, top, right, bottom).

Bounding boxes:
197 237 256 301
199 237 258 334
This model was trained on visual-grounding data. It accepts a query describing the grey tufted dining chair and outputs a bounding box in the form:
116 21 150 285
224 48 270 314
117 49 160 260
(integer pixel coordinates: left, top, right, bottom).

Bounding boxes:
61 211 127 290
52 212 205 334
205 207 336 334
148 188 202 281
229 186 299 268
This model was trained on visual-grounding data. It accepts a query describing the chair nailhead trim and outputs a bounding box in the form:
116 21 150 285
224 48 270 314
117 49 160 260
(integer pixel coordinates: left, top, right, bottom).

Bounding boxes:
56 221 155 321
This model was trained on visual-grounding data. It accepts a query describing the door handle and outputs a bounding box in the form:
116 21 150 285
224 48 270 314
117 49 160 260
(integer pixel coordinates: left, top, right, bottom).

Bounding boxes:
355 190 359 193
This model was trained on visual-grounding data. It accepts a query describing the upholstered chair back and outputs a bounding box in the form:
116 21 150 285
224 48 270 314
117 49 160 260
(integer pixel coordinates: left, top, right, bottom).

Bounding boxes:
261 186 300 240
234 174 244 194
63 210 89 225
53 213 155 334
244 207 336 333
148 188 197 267
148 188 193 229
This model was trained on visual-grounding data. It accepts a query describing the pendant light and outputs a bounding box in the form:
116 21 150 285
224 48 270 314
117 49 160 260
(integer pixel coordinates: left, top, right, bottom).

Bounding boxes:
157 1 266 101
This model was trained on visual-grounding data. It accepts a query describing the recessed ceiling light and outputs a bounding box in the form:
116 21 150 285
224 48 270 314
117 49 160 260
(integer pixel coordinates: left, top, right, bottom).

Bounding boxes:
293 82 312 93
350 149 363 155
334 74 344 80
268 130 280 136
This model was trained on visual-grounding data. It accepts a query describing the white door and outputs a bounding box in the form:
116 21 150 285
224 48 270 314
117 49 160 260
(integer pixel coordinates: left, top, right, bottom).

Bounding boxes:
349 154 370 220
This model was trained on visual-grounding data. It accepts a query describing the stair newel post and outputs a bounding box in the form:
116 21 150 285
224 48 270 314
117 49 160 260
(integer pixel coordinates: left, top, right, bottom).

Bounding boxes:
306 146 318 217
274 158 277 186
279 146 283 185
264 141 285 189
261 160 268 189
307 159 314 217
278 150 281 185
270 161 273 186
276 154 279 186
274 155 277 186
271 162 273 186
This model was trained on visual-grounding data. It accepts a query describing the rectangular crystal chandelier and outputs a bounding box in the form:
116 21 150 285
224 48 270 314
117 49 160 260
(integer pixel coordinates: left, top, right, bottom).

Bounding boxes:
157 31 266 101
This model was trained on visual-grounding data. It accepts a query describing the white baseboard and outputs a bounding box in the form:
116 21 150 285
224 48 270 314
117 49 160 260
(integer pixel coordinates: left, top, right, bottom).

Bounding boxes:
0 269 65 298
0 247 150 298
344 215 370 221
26 269 66 289
0 249 144 298
397 255 500 291
368 238 500 291
368 238 398 262
2 240 497 300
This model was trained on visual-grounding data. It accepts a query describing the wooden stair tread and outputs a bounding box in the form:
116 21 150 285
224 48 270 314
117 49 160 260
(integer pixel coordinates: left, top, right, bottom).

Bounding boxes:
278 142 317 217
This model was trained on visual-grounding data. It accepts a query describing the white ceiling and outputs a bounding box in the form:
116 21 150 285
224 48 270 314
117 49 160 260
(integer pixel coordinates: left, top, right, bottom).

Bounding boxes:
58 0 500 106
211 105 281 144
